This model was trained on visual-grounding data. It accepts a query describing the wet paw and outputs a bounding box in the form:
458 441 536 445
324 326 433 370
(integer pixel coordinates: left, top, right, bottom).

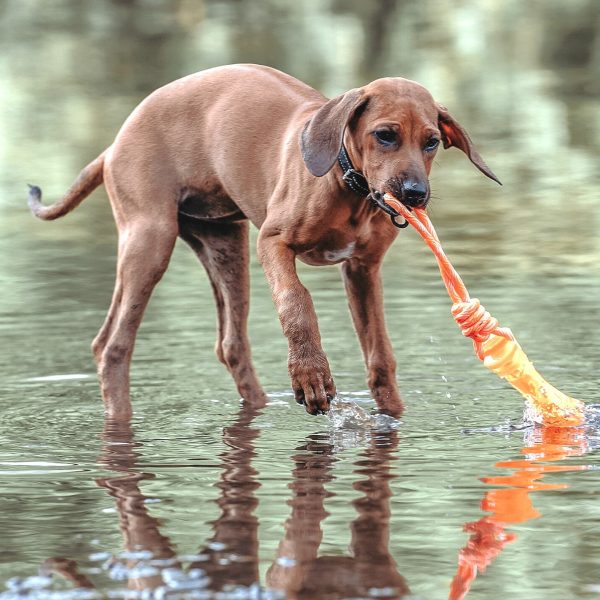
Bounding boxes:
289 354 336 415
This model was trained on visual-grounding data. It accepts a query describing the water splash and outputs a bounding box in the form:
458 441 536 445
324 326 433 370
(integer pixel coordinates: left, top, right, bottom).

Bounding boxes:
524 402 600 430
462 404 600 437
327 398 401 432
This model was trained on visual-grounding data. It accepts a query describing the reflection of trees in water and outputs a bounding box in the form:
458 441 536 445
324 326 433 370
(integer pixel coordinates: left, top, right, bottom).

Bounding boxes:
3 1 600 112
541 1 600 75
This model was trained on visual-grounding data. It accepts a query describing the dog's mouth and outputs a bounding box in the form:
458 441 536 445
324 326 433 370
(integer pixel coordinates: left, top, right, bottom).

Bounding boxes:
368 190 411 229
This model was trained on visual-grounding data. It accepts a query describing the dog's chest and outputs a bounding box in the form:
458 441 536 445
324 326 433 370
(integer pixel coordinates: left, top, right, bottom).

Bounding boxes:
322 241 356 263
294 204 383 266
298 237 357 266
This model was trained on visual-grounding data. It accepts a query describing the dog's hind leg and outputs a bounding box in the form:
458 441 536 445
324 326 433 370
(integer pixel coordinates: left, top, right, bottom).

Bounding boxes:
93 205 178 419
179 217 266 406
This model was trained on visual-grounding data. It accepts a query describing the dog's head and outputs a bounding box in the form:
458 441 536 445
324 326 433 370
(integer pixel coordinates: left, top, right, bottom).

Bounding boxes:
301 78 500 208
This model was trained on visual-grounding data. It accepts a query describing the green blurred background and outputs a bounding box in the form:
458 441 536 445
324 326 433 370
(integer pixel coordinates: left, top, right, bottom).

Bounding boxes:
2 0 600 266
1 2 600 599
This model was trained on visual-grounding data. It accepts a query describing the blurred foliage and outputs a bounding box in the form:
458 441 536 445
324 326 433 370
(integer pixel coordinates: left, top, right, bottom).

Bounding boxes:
1 4 600 597
1 0 599 270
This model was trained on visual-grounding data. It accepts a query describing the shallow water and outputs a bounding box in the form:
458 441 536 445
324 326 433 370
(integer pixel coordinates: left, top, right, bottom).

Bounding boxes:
2 1 600 599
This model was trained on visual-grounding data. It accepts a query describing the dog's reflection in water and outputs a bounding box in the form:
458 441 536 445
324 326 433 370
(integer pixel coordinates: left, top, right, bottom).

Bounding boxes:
267 431 409 599
95 418 180 591
93 407 263 594
191 404 262 590
45 407 409 598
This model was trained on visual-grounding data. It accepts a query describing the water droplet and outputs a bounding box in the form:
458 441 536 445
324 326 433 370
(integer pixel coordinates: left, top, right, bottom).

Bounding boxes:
208 541 226 551
89 552 111 562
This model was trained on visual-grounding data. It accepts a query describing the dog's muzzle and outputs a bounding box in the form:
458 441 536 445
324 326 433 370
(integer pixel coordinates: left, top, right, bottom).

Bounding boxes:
401 179 429 208
387 177 429 209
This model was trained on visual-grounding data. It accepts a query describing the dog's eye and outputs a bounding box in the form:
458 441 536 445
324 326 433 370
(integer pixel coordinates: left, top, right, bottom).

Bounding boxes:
374 130 398 146
424 137 440 152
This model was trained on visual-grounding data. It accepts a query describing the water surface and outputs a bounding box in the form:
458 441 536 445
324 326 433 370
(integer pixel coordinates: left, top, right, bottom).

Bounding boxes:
1 1 600 598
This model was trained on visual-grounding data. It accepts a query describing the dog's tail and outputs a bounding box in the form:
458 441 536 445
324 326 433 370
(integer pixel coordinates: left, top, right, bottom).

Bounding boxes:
27 149 107 220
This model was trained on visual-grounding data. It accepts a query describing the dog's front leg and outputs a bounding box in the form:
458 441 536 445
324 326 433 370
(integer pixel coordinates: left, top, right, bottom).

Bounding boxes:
341 259 403 417
258 231 335 415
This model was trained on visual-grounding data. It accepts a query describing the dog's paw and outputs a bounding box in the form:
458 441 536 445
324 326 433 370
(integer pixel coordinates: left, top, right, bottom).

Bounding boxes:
371 386 404 418
289 353 336 415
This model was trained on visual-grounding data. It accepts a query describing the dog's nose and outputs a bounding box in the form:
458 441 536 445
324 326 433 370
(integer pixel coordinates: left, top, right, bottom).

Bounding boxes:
402 180 429 208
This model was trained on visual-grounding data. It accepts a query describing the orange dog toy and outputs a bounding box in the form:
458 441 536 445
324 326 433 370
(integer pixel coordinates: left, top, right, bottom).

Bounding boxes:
383 194 585 427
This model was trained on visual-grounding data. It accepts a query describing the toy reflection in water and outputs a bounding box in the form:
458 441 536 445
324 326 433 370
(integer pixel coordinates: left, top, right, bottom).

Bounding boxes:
449 425 591 600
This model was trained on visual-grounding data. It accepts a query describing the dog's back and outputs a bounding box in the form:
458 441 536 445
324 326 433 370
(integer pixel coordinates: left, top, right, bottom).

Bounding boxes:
104 64 322 226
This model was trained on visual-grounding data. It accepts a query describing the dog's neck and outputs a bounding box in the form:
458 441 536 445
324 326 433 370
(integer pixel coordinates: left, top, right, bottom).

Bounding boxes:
337 145 410 230
337 144 370 197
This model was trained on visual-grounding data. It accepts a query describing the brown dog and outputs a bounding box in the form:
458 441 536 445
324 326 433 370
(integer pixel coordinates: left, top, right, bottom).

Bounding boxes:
28 64 499 419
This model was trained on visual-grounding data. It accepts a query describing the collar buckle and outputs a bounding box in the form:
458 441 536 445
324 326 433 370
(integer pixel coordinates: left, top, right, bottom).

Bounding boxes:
342 168 364 185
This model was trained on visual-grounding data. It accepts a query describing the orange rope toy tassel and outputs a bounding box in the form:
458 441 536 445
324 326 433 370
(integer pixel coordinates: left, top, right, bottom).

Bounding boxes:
383 194 585 427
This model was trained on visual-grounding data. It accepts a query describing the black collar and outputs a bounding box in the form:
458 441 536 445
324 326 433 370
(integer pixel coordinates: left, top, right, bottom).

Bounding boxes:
337 144 370 196
337 144 409 228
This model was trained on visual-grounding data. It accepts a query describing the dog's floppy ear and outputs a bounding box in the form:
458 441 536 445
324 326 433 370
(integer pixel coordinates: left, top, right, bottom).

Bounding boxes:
437 105 501 185
301 89 368 177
